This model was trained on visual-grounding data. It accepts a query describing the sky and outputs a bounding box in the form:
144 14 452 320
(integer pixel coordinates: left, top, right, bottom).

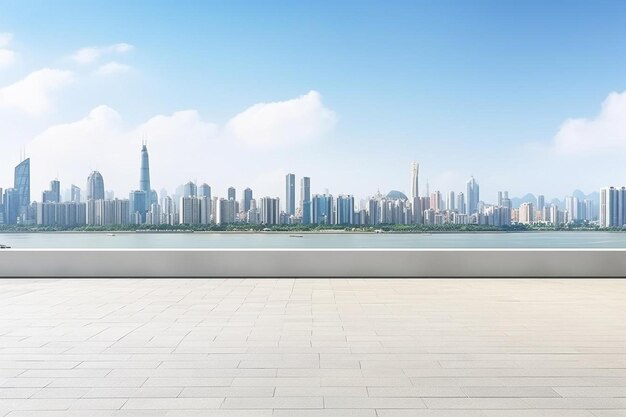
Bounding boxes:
1 0 626 203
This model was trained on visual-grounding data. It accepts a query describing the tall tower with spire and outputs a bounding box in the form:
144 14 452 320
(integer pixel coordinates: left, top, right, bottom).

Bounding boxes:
410 161 419 200
139 141 151 211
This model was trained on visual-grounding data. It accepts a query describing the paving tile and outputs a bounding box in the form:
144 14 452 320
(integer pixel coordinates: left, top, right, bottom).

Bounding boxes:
1 278 626 416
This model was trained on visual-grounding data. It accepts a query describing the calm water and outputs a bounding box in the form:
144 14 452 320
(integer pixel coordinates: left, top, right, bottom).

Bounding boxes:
1 231 626 248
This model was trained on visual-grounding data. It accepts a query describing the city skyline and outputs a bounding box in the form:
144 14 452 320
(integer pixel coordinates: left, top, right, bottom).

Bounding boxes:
0 143 608 228
0 144 605 209
2 2 626 201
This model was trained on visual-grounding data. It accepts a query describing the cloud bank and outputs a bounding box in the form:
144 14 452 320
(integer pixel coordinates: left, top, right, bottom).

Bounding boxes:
0 68 74 116
553 90 626 154
225 90 337 147
26 91 336 196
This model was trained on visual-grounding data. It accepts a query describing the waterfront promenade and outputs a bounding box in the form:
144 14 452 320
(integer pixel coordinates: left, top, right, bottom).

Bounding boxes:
0 278 625 416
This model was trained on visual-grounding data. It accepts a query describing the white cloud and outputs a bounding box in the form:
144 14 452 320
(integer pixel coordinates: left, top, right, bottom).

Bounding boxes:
553 90 626 154
0 32 16 69
0 68 74 116
25 91 337 198
94 61 132 76
224 90 337 147
28 106 219 197
71 42 134 65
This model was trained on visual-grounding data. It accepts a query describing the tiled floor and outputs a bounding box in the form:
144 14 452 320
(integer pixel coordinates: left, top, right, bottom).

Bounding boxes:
0 278 625 416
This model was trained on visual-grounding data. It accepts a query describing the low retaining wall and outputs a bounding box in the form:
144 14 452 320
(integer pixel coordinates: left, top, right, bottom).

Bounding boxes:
0 249 625 277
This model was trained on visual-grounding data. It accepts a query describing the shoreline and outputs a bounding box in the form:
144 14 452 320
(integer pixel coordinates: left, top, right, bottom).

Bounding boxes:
0 229 620 235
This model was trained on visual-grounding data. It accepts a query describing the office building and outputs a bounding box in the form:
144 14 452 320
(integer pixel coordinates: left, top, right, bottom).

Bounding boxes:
198 183 211 198
285 173 295 216
139 143 151 212
243 187 253 212
411 161 419 200
312 194 333 225
42 179 61 203
260 197 280 225
519 202 534 224
70 185 81 203
300 177 311 225
466 176 479 214
335 194 354 225
183 181 197 198
87 171 105 200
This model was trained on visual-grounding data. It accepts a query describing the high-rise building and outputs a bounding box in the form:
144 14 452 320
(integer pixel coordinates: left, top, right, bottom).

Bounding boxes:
198 183 211 198
243 188 253 212
180 196 201 224
260 197 280 225
334 195 354 225
312 194 333 224
446 191 455 211
584 199 594 221
410 162 419 200
600 186 626 227
70 185 81 203
139 143 151 212
367 198 380 225
14 158 30 218
565 196 579 223
519 202 534 224
537 194 545 211
466 176 479 214
215 198 236 224
86 171 105 200
456 192 466 214
3 188 20 225
129 190 147 223
42 179 61 203
300 177 311 225
285 173 295 216
227 186 236 201
430 191 442 212
183 181 197 198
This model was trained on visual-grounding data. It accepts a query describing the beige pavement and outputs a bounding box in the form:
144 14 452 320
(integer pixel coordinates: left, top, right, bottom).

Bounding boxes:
0 278 625 416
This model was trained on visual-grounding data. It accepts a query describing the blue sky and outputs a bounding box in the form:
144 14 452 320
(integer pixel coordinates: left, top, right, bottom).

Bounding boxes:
1 0 626 202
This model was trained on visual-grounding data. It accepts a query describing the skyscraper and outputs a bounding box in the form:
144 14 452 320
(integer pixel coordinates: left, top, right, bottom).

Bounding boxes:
456 192 466 215
130 190 147 223
228 186 236 201
537 195 545 212
183 181 197 198
300 177 311 225
312 194 333 225
198 183 211 198
243 188 253 212
446 191 455 211
43 179 61 203
86 171 105 200
260 197 280 225
139 143 151 212
411 162 419 200
3 188 19 225
71 184 81 203
14 158 30 217
519 202 534 224
285 173 296 216
466 176 479 214
600 186 626 227
335 195 355 225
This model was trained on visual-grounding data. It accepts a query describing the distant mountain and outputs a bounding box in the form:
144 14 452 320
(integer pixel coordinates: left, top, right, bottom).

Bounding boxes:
510 190 598 209
510 193 538 209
